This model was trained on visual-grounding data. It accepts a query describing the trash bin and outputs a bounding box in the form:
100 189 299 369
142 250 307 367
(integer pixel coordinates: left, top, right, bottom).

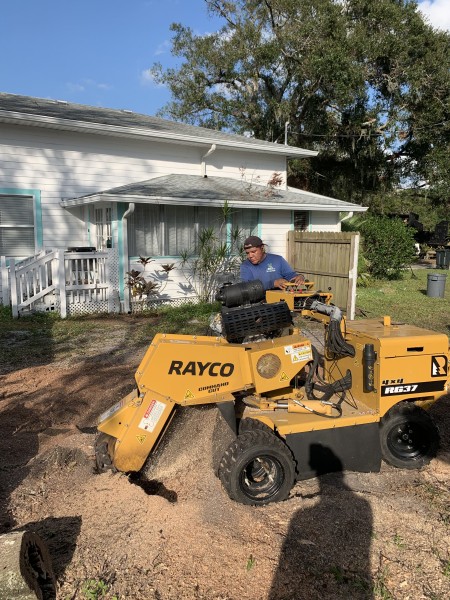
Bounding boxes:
435 249 450 269
427 273 447 297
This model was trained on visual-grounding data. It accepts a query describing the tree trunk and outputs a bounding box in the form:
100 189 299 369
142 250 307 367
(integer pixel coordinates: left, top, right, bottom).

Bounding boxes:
0 531 56 599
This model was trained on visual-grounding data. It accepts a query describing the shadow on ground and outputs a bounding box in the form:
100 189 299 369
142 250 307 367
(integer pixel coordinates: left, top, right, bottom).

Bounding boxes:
269 446 374 600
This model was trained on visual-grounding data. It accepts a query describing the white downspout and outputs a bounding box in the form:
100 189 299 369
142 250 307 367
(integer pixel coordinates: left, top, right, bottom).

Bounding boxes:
340 211 354 225
201 144 217 177
122 202 135 313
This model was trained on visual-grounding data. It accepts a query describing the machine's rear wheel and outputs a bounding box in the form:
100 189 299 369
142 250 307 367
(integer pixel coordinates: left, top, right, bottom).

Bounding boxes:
239 417 273 435
380 403 439 469
95 433 117 472
218 429 295 505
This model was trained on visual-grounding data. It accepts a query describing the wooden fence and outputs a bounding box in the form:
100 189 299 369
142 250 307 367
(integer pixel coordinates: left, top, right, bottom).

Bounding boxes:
287 231 360 318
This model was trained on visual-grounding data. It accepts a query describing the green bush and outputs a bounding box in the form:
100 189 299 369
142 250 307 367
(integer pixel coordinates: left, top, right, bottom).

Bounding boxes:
359 216 416 279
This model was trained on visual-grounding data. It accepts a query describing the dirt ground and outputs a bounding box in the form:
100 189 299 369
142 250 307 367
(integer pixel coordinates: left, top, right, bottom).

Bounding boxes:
0 317 449 600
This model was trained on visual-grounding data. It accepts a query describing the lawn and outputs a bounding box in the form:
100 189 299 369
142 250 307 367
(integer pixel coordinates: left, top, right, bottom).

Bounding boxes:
355 268 450 335
0 269 448 372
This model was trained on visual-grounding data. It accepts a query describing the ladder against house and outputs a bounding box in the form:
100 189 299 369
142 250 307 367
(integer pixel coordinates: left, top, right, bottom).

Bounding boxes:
0 249 119 318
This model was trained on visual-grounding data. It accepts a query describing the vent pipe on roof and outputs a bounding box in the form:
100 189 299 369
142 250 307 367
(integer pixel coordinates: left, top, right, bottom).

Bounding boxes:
201 144 217 178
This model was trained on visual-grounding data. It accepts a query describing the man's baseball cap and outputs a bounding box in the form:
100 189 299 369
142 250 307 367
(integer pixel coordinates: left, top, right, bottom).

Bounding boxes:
243 236 263 249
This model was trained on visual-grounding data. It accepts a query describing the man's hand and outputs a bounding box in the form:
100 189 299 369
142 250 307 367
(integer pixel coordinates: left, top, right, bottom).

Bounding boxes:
274 274 305 290
290 274 305 286
274 278 290 289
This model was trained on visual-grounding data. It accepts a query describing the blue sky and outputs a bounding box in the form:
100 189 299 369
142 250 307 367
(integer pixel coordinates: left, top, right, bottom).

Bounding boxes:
1 0 448 118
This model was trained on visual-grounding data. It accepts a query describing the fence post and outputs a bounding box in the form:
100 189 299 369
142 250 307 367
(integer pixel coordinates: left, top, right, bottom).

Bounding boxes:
56 250 67 319
347 233 359 320
106 250 115 313
9 259 19 318
0 256 10 307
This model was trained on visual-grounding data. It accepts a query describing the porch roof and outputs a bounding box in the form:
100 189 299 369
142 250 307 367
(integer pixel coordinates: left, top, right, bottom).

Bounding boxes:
61 174 367 213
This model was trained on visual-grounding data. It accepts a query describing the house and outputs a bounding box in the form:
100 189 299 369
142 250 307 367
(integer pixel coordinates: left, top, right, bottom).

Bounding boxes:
0 92 366 314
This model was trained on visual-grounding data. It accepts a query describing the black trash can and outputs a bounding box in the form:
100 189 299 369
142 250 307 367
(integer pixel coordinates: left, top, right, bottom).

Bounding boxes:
427 273 447 298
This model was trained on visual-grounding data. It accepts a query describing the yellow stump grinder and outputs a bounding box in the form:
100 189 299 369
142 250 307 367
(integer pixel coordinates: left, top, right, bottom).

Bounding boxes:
96 280 449 505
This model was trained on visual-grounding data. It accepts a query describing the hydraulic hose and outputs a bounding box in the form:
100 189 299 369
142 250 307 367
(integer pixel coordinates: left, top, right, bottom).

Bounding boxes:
308 300 355 358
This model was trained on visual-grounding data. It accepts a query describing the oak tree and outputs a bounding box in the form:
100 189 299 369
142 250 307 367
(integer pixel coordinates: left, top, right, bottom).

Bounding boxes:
150 0 449 210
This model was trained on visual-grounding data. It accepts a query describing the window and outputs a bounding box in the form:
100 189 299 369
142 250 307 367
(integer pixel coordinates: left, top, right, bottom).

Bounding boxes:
127 204 258 257
165 205 197 255
128 204 160 256
232 208 259 240
0 194 36 257
197 206 228 246
294 211 310 232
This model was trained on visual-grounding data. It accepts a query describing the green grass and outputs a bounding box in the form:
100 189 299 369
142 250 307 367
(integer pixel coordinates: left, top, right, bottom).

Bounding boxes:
0 302 218 371
1 270 448 373
355 269 450 335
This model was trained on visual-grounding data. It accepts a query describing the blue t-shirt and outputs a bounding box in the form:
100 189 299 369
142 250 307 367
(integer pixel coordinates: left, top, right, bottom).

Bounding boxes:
240 253 297 290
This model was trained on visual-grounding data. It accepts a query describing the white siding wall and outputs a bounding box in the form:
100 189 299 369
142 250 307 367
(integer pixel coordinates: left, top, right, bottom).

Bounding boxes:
260 209 292 257
0 120 343 304
258 209 341 259
0 123 287 252
310 210 341 232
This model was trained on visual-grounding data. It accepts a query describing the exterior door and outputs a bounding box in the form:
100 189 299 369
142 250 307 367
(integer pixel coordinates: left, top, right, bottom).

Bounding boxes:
94 207 112 250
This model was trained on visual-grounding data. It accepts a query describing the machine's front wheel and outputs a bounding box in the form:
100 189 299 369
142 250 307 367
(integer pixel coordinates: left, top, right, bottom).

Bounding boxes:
95 433 117 473
380 403 439 469
218 429 295 505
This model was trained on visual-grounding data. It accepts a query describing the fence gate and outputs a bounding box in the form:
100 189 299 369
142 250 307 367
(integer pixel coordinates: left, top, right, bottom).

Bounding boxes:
287 231 360 318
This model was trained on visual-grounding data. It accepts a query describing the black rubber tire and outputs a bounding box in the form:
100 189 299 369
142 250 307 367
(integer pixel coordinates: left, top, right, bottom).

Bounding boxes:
380 403 439 469
218 429 296 506
212 409 237 476
239 417 274 435
95 433 117 473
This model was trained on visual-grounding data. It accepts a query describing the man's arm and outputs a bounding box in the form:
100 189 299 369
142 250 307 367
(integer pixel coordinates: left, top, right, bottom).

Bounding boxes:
278 256 298 281
273 256 305 289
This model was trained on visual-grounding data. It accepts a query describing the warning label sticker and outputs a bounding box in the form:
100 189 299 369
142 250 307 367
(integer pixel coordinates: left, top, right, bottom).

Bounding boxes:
284 341 312 364
138 400 166 432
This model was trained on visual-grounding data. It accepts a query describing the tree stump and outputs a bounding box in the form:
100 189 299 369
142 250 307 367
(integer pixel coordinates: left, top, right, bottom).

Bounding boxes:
0 531 56 599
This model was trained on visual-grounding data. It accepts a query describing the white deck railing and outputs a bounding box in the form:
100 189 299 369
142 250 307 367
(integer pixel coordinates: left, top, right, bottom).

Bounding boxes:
1 249 119 318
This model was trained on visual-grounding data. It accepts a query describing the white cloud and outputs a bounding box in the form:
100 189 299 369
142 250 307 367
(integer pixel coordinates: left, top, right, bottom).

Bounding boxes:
154 40 171 56
66 82 85 93
140 69 166 87
418 0 450 31
66 79 111 93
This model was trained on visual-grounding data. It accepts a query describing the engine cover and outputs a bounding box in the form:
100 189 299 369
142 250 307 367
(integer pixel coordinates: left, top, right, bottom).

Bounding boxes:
221 301 293 341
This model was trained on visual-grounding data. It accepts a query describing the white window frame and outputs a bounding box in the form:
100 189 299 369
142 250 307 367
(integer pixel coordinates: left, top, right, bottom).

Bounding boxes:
128 204 259 258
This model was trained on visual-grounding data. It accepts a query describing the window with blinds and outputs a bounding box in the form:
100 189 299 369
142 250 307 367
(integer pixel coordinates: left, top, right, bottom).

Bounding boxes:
294 211 310 231
128 204 258 257
232 208 259 240
127 204 160 256
0 195 35 257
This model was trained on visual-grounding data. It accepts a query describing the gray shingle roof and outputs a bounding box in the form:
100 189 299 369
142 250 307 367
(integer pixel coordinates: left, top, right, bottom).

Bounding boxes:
0 92 316 157
61 174 366 212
